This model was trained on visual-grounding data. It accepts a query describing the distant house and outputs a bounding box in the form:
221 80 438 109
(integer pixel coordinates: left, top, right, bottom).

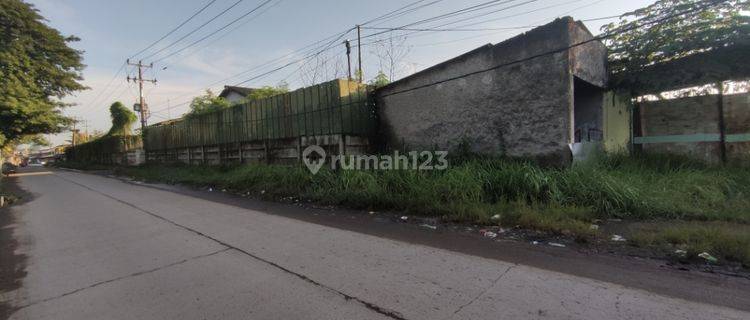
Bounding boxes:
219 86 256 104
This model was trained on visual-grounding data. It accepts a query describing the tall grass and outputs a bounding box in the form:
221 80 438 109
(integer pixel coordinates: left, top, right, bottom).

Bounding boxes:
111 153 750 226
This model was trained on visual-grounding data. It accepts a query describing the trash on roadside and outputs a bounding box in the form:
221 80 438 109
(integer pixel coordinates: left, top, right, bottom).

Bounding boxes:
400 216 408 221
491 214 501 220
531 241 540 245
698 252 718 263
611 234 627 242
483 231 498 239
548 242 566 248
208 188 213 192
674 249 687 257
589 224 599 230
420 224 437 230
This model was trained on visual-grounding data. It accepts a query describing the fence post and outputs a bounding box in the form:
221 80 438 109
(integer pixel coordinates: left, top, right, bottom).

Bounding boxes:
717 81 727 163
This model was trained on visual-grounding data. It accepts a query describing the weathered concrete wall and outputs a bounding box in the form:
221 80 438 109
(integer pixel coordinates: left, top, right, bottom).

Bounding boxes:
569 22 608 88
146 134 370 166
375 17 608 165
635 92 750 163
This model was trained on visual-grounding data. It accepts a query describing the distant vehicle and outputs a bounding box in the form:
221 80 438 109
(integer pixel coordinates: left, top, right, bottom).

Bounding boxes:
2 162 17 175
28 159 45 167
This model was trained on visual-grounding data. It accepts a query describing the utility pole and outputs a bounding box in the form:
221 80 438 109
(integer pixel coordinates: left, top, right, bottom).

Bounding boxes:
71 119 79 146
126 59 157 134
344 39 352 80
167 99 172 120
356 25 363 83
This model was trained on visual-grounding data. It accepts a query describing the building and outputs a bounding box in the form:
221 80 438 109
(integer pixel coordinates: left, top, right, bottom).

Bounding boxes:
29 145 67 164
219 86 256 104
375 17 622 166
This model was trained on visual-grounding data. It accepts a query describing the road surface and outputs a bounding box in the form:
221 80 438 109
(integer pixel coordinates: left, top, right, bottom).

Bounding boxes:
1 168 748 319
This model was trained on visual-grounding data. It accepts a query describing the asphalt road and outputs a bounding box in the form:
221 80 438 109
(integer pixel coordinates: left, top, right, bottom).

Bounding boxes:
1 168 749 320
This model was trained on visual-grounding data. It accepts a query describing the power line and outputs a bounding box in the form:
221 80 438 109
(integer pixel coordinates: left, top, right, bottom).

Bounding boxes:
126 60 157 131
405 15 620 48
356 0 539 46
78 63 125 112
362 0 439 26
362 25 533 32
158 0 435 95
141 0 246 61
153 0 275 63
76 7 206 118
357 0 604 48
431 0 584 30
159 0 284 69
147 28 355 114
379 0 722 98
148 0 540 115
363 0 523 39
370 1 446 27
234 0 537 86
129 0 220 60
146 0 472 117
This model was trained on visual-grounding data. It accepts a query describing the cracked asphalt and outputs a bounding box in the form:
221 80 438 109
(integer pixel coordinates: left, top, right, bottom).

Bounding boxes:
1 168 749 319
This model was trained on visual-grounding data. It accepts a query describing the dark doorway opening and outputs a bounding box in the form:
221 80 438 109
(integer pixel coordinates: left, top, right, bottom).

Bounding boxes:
573 77 604 143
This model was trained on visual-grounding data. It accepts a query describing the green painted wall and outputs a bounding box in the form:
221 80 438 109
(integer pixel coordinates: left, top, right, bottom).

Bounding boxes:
602 92 631 153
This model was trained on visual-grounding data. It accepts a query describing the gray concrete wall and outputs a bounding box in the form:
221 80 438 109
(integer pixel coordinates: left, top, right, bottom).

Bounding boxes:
375 17 608 165
635 92 750 163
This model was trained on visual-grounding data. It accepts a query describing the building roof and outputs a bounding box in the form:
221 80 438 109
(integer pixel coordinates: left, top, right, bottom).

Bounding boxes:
219 85 256 98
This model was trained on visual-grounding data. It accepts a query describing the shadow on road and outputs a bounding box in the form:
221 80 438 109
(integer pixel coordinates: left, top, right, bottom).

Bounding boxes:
0 174 31 320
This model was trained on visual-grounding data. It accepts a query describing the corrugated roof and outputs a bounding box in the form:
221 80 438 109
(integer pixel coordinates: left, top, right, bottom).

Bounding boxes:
219 85 256 98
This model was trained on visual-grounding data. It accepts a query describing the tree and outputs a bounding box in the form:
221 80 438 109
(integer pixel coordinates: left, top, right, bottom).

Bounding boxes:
602 0 749 75
1 135 48 159
185 90 230 118
299 52 347 86
0 0 86 148
246 81 290 101
370 32 411 81
368 71 391 88
106 102 138 136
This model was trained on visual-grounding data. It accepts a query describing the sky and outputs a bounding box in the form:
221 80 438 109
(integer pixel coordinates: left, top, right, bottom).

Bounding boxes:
27 0 654 146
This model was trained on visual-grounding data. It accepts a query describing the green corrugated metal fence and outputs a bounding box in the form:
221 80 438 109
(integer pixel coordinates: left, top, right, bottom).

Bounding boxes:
144 79 375 152
65 135 142 164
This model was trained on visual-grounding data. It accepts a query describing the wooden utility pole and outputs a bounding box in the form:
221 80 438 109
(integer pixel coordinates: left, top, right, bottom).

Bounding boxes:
356 25 363 83
126 59 157 134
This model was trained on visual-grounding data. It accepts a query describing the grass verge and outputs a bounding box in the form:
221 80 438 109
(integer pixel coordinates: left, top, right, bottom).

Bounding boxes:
631 222 750 266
